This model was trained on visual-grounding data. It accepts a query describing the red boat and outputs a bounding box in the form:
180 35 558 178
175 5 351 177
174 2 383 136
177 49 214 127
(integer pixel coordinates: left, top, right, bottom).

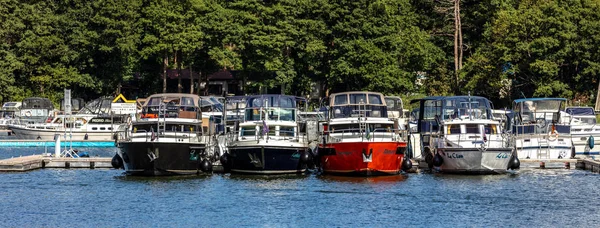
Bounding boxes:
318 92 411 176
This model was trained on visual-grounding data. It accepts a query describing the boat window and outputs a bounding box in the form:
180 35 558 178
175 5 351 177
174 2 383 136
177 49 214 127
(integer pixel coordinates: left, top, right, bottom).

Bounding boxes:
484 124 497 134
100 127 106 130
447 124 461 134
241 126 256 136
334 95 348 105
181 97 194 106
266 108 280 121
245 109 262 121
368 94 383 105
108 127 112 131
280 109 295 121
350 94 367 104
280 126 295 136
92 127 98 130
465 124 480 134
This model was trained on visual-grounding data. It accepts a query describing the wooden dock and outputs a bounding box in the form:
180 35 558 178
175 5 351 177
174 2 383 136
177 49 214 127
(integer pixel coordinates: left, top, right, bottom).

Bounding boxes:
575 159 600 173
0 155 112 172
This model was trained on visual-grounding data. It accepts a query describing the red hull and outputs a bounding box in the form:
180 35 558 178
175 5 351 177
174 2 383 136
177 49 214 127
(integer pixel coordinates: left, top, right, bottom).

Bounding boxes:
319 141 406 176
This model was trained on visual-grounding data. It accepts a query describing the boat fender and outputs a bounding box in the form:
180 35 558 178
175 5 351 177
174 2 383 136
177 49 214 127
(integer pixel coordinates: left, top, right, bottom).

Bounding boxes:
589 135 595 149
111 153 124 169
219 153 229 167
300 150 310 163
433 153 444 167
424 147 434 169
200 159 212 173
508 154 520 170
401 157 413 171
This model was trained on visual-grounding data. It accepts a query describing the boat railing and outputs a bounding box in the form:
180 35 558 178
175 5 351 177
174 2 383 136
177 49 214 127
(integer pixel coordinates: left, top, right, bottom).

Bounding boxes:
324 128 397 142
228 125 307 144
123 128 200 143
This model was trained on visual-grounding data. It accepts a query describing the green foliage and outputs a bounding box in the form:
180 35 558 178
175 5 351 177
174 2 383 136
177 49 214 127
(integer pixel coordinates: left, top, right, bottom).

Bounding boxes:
0 0 600 108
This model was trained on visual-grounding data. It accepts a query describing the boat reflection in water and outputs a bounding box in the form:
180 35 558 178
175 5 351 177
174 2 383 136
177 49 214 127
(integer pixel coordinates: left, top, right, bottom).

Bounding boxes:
319 174 407 184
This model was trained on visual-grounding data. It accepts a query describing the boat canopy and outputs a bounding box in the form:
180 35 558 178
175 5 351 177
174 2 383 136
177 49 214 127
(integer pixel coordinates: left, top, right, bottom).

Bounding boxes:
141 93 202 119
328 91 388 118
413 96 493 133
21 97 53 110
243 95 301 122
565 107 595 116
1 102 21 111
78 98 113 115
384 96 403 112
512 98 566 114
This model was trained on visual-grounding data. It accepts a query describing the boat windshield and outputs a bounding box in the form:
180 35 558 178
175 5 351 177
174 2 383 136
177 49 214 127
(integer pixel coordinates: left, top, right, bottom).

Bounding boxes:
329 92 388 118
565 107 595 116
78 98 112 114
243 95 297 122
385 97 403 112
21 98 53 110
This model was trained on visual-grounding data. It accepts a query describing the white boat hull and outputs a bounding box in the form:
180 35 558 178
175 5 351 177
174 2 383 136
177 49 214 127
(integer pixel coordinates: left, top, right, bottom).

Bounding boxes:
514 135 573 159
437 148 513 174
10 126 119 141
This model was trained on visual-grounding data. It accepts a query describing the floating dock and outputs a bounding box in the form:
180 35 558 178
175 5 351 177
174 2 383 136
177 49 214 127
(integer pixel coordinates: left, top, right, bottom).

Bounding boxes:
0 155 112 172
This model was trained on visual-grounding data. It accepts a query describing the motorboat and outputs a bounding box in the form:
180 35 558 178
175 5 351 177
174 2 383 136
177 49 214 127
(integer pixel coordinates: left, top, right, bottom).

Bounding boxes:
0 101 21 129
225 94 311 174
9 98 129 141
17 97 54 124
409 95 518 174
317 91 411 176
116 93 212 176
508 98 574 159
564 106 599 157
384 96 410 131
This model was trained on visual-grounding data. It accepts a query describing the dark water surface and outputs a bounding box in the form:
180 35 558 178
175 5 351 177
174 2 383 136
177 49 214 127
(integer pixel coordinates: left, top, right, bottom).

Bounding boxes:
0 149 599 227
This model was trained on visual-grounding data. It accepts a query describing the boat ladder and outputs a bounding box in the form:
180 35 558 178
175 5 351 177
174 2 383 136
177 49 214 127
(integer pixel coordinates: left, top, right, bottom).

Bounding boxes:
538 137 550 159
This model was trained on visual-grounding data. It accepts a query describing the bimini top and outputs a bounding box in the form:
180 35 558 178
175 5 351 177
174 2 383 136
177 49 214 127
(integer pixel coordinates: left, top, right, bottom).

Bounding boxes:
144 93 201 107
141 93 202 119
329 91 386 106
328 91 388 118
565 106 595 116
245 95 300 108
512 97 566 113
21 97 54 110
414 96 493 121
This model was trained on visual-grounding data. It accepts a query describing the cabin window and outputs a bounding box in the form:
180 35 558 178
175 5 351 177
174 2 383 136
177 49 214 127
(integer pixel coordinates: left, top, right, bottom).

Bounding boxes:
280 109 295 121
465 124 480 134
368 94 383 105
266 108 280 121
447 125 461 134
108 127 112 131
484 124 497 134
334 95 348 105
100 127 106 130
241 126 256 136
92 127 98 130
350 94 367 104
280 126 295 136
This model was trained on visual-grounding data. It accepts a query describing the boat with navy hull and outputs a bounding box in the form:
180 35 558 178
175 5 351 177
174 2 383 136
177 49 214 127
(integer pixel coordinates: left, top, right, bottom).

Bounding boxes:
225 95 311 174
409 95 518 174
317 91 411 176
116 93 212 176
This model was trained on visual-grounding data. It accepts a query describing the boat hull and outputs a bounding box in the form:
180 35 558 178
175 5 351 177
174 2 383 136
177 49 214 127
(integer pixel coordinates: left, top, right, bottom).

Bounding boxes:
10 125 117 141
514 135 573 159
318 141 405 176
119 141 207 176
435 148 513 174
228 146 307 174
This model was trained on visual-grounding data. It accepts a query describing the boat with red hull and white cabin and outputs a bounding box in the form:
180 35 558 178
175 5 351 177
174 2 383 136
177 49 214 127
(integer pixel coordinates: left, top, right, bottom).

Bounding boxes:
317 91 412 176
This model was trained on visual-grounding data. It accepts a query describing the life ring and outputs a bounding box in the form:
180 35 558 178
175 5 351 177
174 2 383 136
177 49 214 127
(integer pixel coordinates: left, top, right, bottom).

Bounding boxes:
548 130 559 141
25 111 32 117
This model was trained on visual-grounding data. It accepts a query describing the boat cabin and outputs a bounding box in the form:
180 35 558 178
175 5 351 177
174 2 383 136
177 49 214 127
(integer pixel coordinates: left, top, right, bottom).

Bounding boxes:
413 96 493 134
1 102 21 118
20 97 54 118
237 95 301 138
329 92 388 119
510 98 569 134
141 93 202 119
565 107 596 125
385 96 407 118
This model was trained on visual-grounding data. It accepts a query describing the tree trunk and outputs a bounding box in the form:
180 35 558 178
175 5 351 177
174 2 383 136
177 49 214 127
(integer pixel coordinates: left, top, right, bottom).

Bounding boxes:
197 71 202 95
189 66 194 94
457 0 463 70
175 51 181 93
162 51 168 93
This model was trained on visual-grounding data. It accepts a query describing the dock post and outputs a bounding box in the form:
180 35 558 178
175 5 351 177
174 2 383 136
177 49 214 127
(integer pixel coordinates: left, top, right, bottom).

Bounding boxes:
540 161 545 169
564 162 570 169
54 134 61 158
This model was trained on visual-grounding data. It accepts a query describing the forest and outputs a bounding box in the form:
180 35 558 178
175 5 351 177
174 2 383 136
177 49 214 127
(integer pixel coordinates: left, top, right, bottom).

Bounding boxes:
1 0 600 108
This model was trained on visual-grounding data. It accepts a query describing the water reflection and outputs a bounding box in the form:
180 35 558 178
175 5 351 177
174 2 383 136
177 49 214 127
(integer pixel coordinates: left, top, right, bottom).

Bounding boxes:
319 174 407 184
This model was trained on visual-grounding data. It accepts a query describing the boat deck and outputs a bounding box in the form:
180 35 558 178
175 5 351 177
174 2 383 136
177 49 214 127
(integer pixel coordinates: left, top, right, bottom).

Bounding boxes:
0 155 112 172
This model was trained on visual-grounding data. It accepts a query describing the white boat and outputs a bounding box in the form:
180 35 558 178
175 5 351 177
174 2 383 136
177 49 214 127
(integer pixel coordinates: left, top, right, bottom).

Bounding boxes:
116 93 213 176
410 96 518 174
0 101 21 129
225 94 311 174
509 98 574 159
16 97 54 124
564 106 599 157
9 98 130 141
385 96 410 132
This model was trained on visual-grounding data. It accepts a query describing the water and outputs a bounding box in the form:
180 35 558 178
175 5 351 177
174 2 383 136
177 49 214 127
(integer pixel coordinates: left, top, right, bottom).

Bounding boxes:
1 149 599 227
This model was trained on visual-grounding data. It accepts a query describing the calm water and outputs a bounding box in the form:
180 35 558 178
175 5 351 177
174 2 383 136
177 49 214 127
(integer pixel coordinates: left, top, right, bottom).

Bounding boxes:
1 148 599 227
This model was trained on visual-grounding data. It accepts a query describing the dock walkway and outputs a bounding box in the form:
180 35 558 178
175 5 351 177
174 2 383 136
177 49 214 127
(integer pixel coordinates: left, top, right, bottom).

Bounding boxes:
0 155 112 172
